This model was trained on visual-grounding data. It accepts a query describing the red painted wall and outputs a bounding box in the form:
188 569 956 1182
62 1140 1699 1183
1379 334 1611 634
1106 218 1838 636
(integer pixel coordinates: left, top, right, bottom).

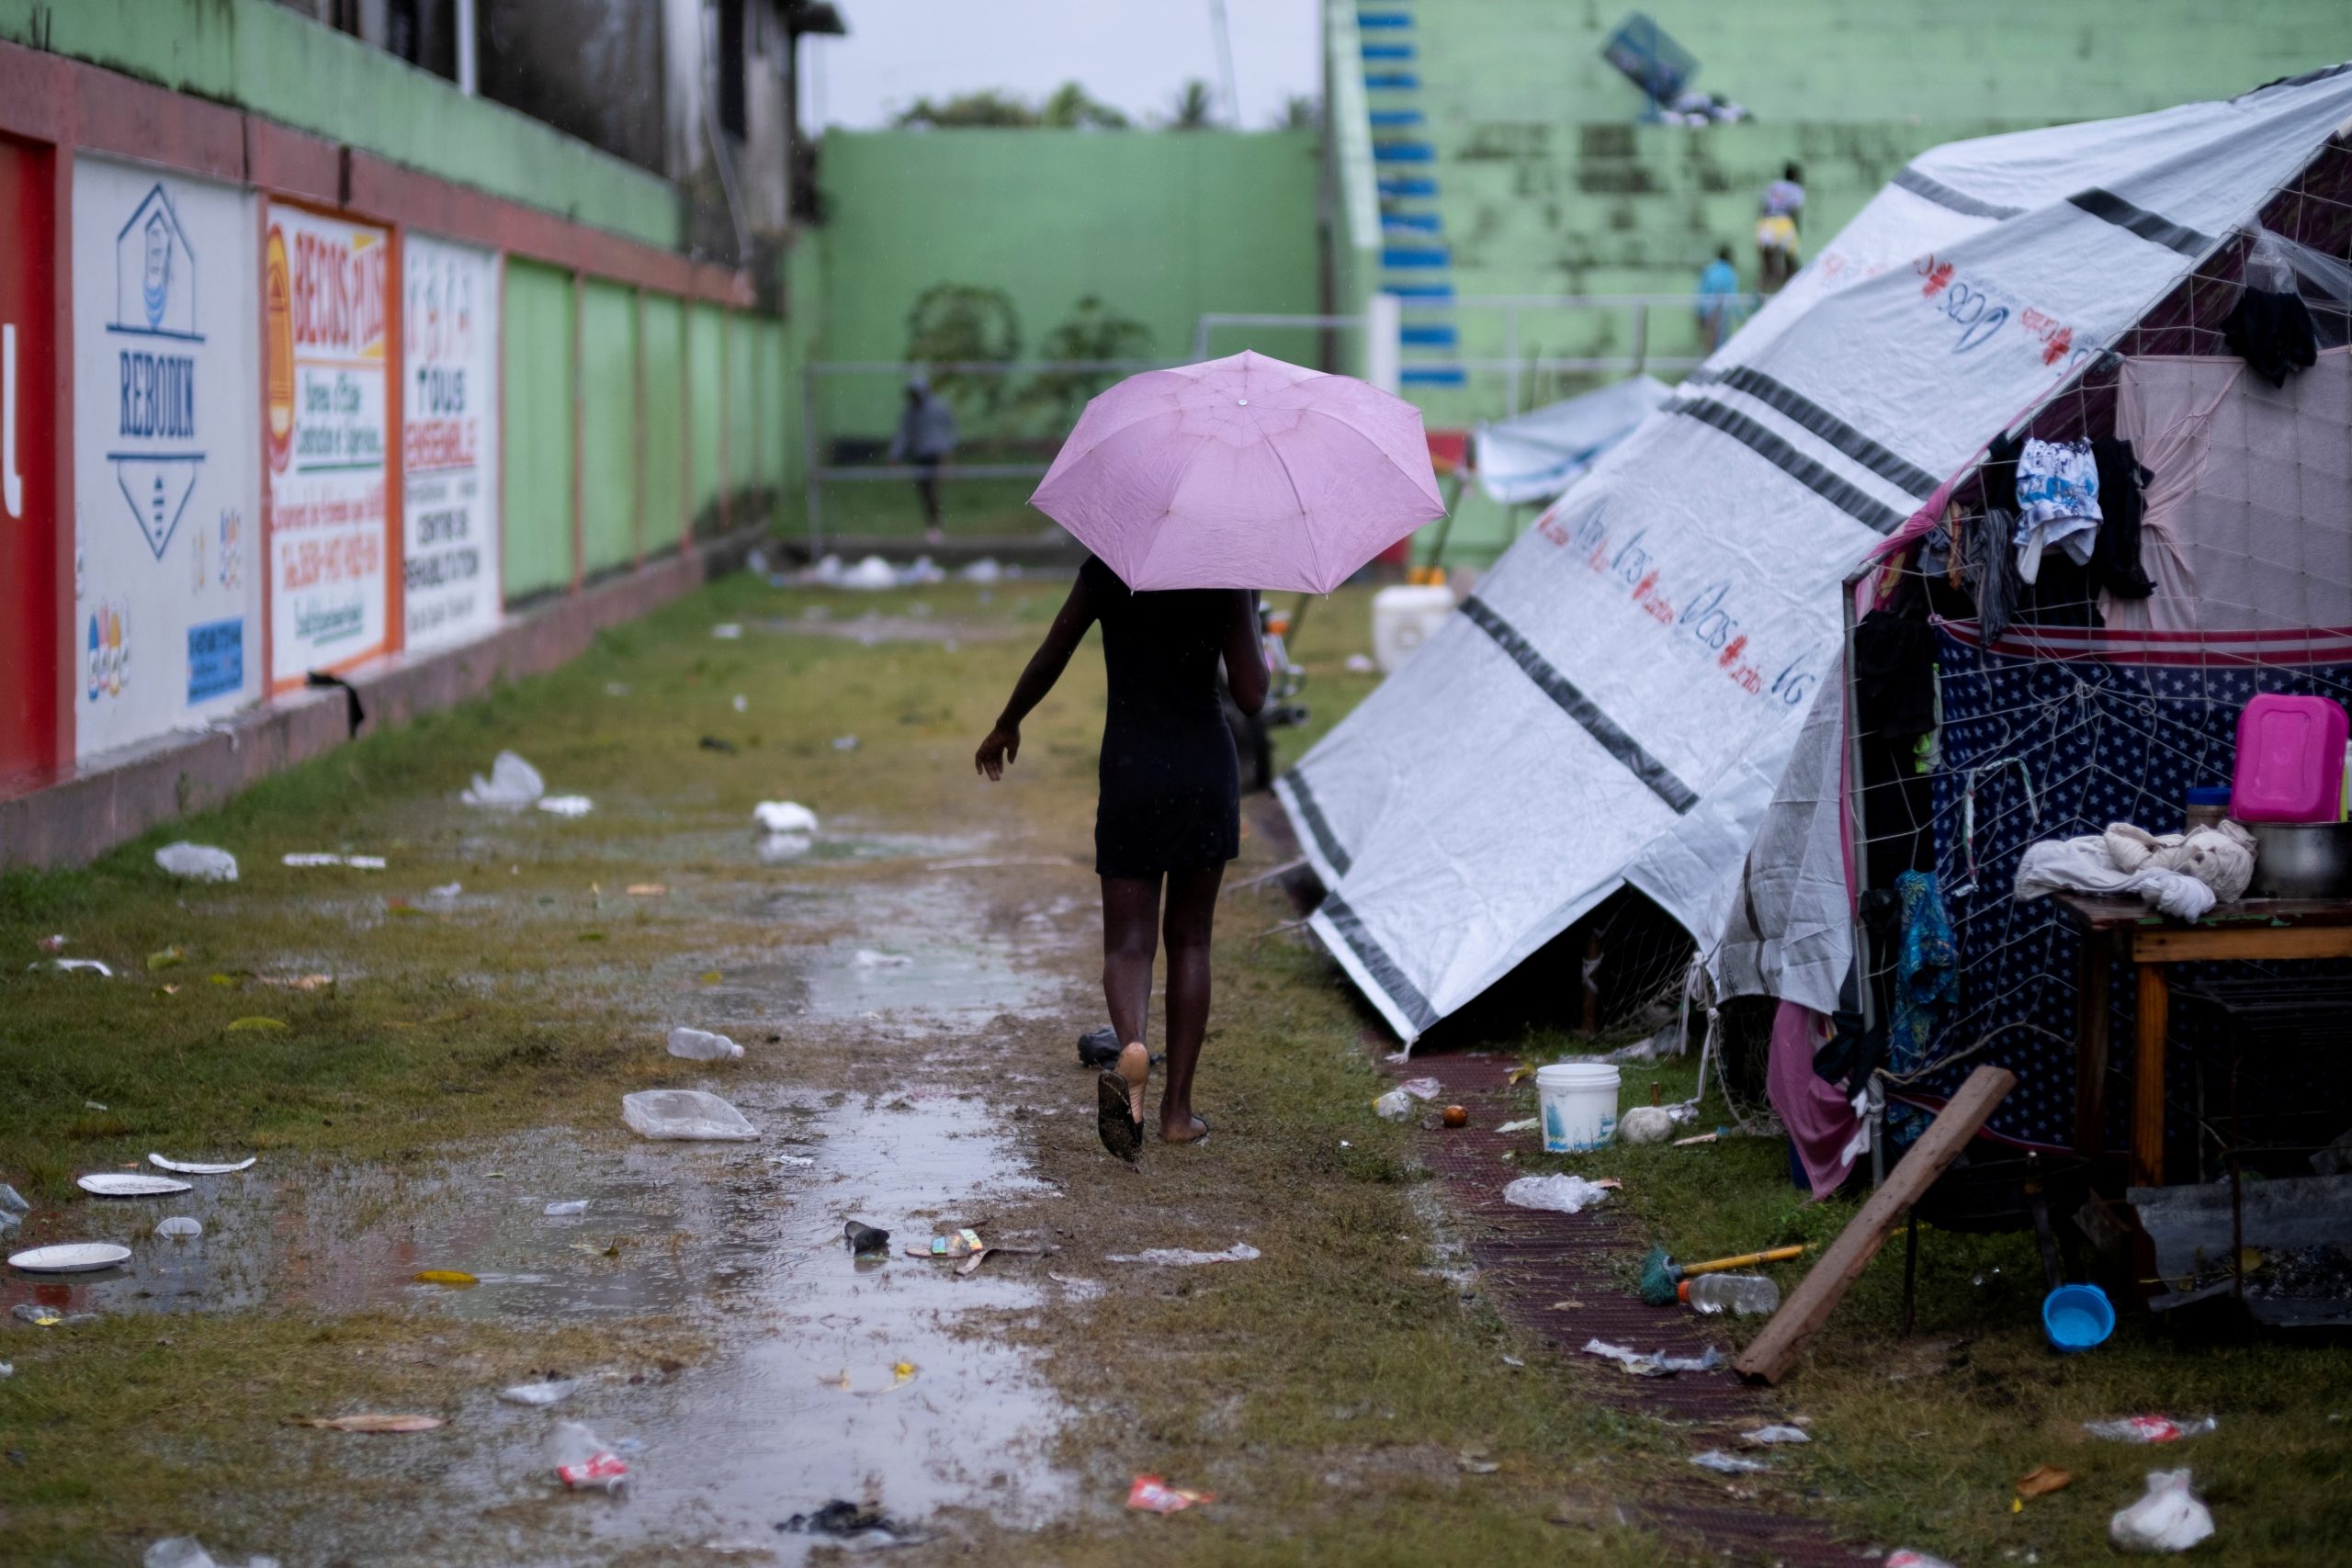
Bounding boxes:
0 132 57 782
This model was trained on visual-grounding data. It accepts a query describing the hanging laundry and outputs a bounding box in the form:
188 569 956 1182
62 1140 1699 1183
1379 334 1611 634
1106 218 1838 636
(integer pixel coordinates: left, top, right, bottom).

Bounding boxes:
2086 437 2154 600
2013 438 2102 583
1889 871 1957 1077
2222 286 2317 388
1965 506 2023 641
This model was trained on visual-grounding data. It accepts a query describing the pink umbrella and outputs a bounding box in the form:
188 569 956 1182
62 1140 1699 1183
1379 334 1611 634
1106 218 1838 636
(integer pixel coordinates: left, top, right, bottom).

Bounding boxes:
1029 350 1446 593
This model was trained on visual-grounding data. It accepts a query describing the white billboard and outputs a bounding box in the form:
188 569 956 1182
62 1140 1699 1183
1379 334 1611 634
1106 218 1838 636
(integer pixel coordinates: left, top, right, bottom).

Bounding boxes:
264 202 393 690
72 159 263 760
401 235 500 651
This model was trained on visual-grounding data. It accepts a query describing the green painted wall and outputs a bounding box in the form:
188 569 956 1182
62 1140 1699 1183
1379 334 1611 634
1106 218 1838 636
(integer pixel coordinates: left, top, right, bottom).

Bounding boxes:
502 262 576 600
0 0 679 249
580 280 640 575
727 310 760 503
686 304 726 530
817 130 1321 439
640 295 687 552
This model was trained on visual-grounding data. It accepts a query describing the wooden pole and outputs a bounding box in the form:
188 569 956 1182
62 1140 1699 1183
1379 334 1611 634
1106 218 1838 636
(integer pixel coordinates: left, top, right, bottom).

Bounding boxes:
1733 1065 2017 1385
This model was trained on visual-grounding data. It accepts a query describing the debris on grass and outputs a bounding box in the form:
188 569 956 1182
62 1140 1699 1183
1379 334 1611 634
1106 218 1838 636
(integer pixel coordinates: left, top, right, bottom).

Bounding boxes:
1106 1244 1260 1267
711 623 742 639
752 800 820 835
413 1269 479 1288
2084 1416 2217 1444
1502 1174 1619 1213
1741 1425 1810 1445
154 1216 203 1239
288 1413 445 1433
460 751 545 807
282 853 386 869
155 842 238 881
2017 1463 2074 1497
1496 1117 1539 1134
1689 1450 1770 1474
1126 1474 1212 1513
2110 1468 2214 1553
537 794 594 817
548 1420 630 1492
36 958 114 976
145 1537 280 1568
665 1026 743 1061
37 934 67 952
543 1201 589 1217
621 1089 758 1141
499 1378 582 1407
147 947 186 970
76 1173 191 1197
1581 1339 1723 1377
150 1153 257 1174
1884 1552 1959 1568
854 949 911 968
1374 1089 1414 1121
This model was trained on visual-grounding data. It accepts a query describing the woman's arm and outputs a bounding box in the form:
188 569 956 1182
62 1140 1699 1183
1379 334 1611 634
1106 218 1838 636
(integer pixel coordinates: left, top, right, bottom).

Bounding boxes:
975 572 1098 781
1222 590 1269 716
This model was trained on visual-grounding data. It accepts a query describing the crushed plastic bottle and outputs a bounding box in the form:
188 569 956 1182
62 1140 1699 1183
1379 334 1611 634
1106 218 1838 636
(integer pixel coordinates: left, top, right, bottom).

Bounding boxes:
665 1026 743 1062
2085 1416 2218 1444
1684 1273 1781 1315
154 1216 204 1239
548 1419 630 1492
542 1201 589 1217
155 842 239 882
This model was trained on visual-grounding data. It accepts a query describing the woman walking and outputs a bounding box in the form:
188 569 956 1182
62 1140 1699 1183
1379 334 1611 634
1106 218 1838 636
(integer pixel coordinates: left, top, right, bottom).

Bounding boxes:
986 350 1445 1161
976 558 1266 1155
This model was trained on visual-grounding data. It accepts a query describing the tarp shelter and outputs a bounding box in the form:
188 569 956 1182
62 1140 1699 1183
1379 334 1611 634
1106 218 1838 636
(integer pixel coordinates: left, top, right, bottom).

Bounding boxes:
1279 64 2352 1046
1470 376 1673 503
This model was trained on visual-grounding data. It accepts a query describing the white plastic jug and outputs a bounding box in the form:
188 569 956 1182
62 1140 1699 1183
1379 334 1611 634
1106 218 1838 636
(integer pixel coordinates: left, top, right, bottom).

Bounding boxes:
1371 584 1456 673
1536 1062 1621 1152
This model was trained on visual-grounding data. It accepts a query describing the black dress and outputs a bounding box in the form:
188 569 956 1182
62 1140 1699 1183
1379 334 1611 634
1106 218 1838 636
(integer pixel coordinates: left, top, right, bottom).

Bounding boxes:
1083 555 1242 879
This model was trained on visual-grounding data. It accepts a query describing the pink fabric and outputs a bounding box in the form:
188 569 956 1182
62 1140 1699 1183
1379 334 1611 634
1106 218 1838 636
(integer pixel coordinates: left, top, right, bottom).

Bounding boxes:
1029 350 1448 593
1767 998 1860 1199
2107 348 2352 632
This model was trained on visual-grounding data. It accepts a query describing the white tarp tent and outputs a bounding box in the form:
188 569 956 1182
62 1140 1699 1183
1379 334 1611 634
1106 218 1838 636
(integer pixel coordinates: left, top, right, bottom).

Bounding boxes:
1471 376 1673 503
1279 65 2352 1043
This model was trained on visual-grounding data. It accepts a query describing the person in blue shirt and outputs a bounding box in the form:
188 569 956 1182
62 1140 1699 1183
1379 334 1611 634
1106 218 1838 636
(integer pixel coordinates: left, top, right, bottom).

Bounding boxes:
888 373 959 543
1697 245 1741 353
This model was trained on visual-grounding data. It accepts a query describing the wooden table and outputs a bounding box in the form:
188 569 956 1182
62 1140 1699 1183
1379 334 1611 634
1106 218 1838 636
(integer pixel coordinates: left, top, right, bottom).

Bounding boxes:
2054 894 2352 1188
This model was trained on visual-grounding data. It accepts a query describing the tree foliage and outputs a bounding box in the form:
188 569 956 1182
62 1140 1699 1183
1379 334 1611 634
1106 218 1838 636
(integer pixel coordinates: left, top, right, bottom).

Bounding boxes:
892 90 1037 129
903 284 1022 412
1170 79 1218 130
1025 296 1155 426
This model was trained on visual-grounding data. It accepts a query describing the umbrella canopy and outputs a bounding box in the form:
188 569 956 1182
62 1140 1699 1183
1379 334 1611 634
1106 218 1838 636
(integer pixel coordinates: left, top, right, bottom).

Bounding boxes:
1029 350 1446 593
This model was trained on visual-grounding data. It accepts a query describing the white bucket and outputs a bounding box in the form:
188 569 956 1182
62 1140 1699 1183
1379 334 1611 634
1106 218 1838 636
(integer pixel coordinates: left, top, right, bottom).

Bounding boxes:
1536 1062 1622 1153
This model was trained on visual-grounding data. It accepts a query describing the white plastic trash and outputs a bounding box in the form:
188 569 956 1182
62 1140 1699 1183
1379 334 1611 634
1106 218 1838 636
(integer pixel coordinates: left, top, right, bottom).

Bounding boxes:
842 556 897 591
1372 1089 1413 1121
622 1089 759 1141
1618 1104 1678 1145
548 1419 629 1492
462 751 545 807
1371 583 1456 673
500 1377 582 1406
154 1216 203 1240
537 795 594 818
2110 1468 2214 1553
1502 1173 1614 1214
666 1027 743 1061
542 1201 589 1217
960 558 1003 583
1536 1062 1621 1152
757 833 812 864
752 801 820 835
155 843 238 882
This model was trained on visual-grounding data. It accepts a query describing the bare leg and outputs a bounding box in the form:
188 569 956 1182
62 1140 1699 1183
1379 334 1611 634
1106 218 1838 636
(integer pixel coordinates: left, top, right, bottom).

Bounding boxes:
1101 873 1162 1050
1158 863 1226 1141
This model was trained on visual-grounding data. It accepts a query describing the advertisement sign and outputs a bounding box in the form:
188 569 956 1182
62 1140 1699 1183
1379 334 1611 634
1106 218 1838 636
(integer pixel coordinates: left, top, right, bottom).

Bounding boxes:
401 235 499 651
265 203 393 689
0 135 57 778
71 158 263 761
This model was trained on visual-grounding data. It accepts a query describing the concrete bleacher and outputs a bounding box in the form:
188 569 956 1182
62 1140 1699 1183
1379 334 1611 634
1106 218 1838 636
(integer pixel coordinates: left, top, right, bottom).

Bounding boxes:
1347 0 2352 562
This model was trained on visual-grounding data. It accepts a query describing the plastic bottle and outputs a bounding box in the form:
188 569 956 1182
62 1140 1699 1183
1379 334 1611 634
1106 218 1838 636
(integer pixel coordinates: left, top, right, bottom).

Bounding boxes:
1681 1273 1781 1315
665 1027 743 1062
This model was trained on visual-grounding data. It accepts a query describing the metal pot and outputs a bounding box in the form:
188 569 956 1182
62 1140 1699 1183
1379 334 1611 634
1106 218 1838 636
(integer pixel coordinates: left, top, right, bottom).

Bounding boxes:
2246 820 2352 899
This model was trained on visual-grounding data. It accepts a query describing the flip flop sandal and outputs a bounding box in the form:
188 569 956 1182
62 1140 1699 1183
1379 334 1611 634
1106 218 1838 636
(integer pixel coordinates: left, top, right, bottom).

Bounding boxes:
1095 1069 1143 1164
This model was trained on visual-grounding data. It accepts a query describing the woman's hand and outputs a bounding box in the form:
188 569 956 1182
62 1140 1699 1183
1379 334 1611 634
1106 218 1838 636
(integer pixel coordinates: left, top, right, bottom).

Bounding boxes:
975 723 1021 781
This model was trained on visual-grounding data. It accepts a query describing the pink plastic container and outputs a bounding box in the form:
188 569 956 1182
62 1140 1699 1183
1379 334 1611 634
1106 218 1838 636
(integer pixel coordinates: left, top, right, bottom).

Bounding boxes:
2231 694 2348 823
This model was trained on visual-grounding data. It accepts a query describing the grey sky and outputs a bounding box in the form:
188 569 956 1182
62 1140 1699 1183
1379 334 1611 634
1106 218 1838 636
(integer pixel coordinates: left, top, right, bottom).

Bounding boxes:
801 1 1323 131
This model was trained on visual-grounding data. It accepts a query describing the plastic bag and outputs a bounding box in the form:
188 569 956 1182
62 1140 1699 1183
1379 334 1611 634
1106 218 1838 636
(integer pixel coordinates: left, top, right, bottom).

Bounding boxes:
2085 1416 2216 1444
1884 1553 1959 1568
548 1420 629 1492
2109 1468 2214 1553
536 795 594 818
752 801 820 835
1690 1449 1769 1474
1503 1174 1616 1213
1619 1105 1678 1144
499 1378 582 1406
841 556 896 590
460 751 544 807
155 842 238 882
666 1027 743 1061
154 1216 203 1239
1372 1089 1414 1121
622 1089 759 1141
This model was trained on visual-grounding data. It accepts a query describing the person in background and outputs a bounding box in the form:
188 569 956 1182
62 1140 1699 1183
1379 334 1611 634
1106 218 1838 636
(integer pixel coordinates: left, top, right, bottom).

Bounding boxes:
1756 161 1806 294
888 372 958 544
1697 244 1741 353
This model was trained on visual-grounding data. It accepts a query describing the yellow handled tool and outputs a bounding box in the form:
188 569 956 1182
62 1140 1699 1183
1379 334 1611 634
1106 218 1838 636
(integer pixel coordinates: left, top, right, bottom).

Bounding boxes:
1639 1243 1805 1304
1683 1245 1805 1279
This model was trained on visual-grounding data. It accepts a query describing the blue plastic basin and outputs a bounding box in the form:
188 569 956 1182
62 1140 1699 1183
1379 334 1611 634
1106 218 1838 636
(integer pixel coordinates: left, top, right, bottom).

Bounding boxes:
2042 1283 2115 1351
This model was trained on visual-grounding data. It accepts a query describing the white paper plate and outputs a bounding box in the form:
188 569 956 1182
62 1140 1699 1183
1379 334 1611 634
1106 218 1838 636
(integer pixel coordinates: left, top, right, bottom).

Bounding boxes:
76 1173 192 1197
9 1242 132 1272
149 1153 257 1175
